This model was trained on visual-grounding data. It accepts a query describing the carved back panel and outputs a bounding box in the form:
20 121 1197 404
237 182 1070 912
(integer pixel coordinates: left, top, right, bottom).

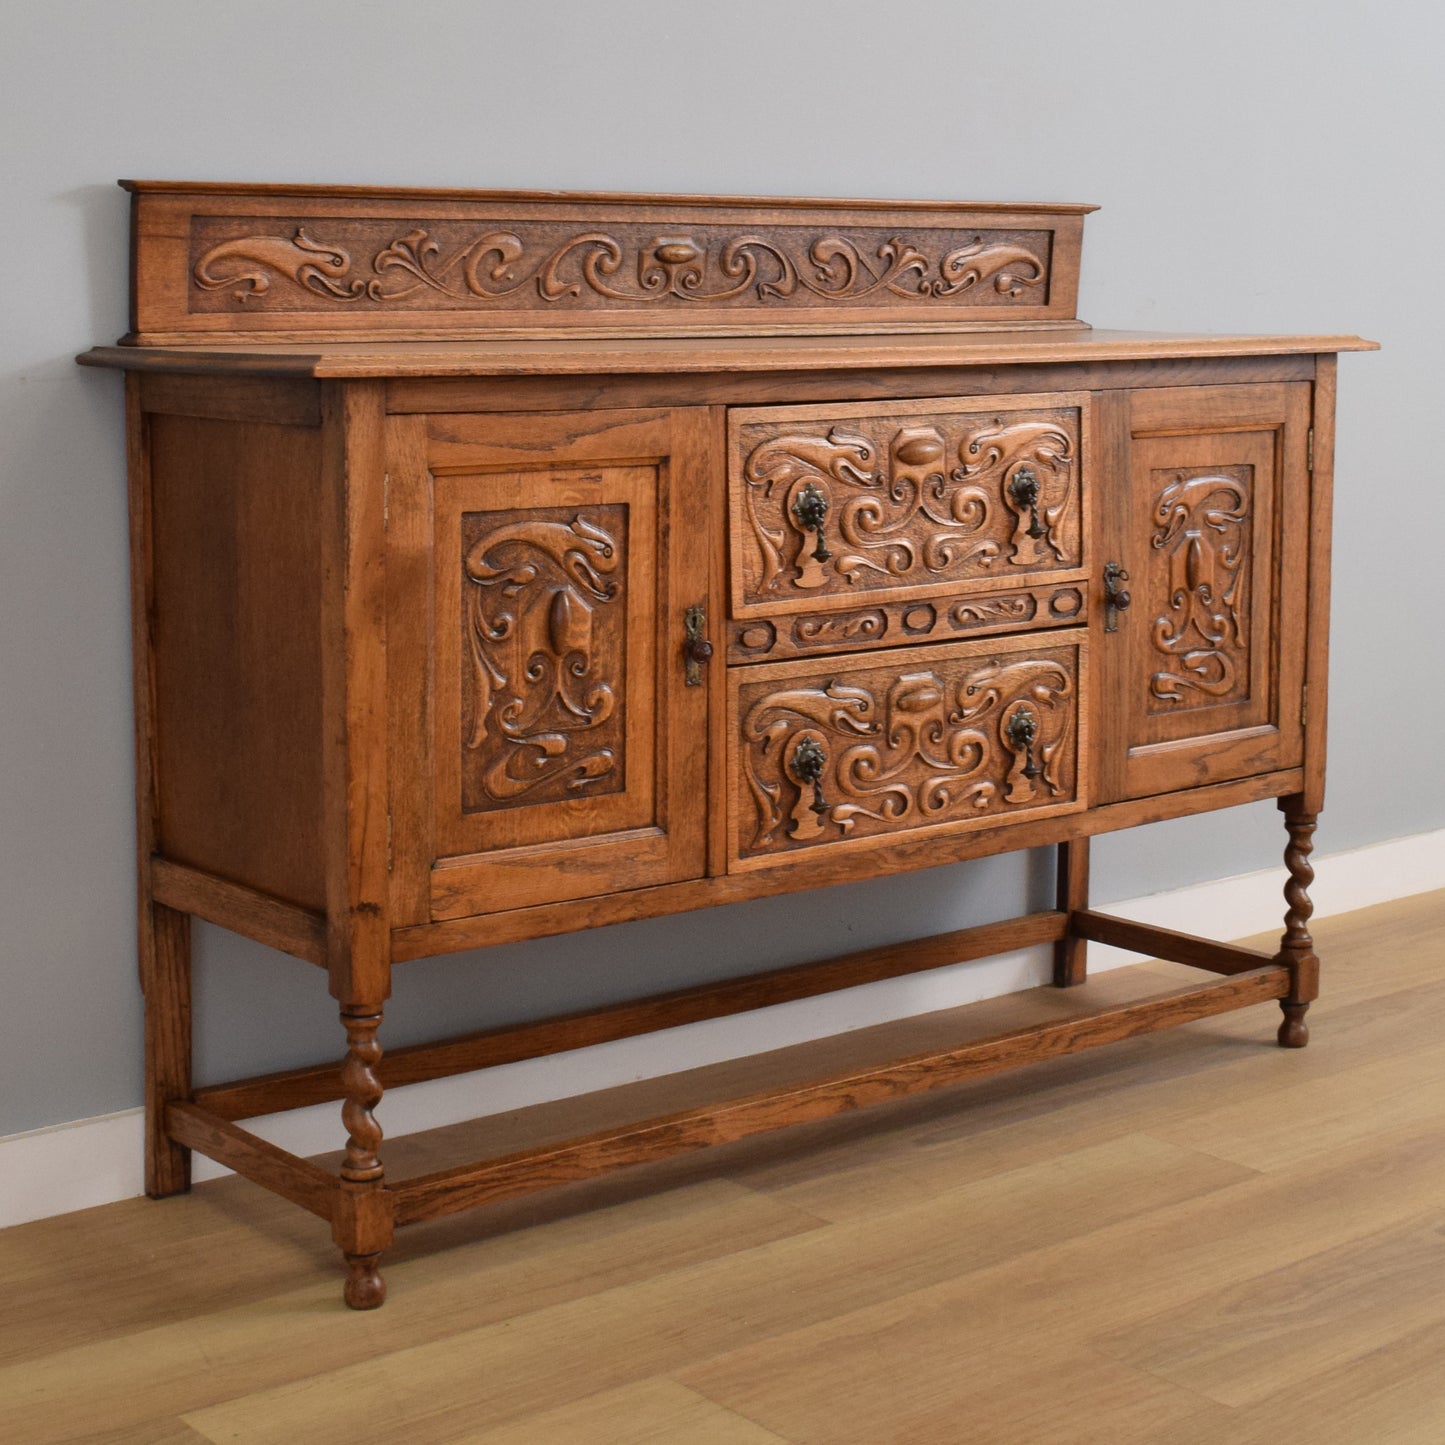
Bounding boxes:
1099 383 1310 802
728 394 1089 620
728 631 1087 869
122 182 1092 343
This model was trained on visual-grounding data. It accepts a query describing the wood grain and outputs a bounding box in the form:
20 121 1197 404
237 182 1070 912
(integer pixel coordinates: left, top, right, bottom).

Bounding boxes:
1303 353 1336 812
393 768 1306 960
413 407 712 918
1102 383 1311 802
143 903 192 1199
318 380 391 1003
126 374 193 1199
9 893 1442 1442
453 1377 791 1444
726 391 1089 618
122 182 1092 343
0 1180 824 1439
137 371 320 427
164 1104 336 1220
389 967 1287 1225
147 408 327 910
727 630 1088 871
150 858 326 965
193 910 1070 1121
87 185 1374 1311
1054 836 1091 986
381 353 1318 418
1072 911 1276 976
80 328 1378 380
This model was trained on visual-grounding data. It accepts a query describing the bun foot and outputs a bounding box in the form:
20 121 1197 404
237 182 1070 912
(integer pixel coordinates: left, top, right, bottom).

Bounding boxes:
1278 1002 1310 1049
343 1252 386 1309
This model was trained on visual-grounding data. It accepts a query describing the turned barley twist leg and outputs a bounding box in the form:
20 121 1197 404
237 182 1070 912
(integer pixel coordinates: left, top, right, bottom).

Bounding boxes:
1276 800 1320 1049
341 1007 384 1182
336 1005 390 1308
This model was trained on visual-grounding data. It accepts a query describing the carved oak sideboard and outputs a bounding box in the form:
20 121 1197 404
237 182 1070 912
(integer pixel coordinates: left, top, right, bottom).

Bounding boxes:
81 181 1375 1308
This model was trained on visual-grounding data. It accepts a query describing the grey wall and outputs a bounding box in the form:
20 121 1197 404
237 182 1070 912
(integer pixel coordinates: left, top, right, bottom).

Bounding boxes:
2 0 1439 1135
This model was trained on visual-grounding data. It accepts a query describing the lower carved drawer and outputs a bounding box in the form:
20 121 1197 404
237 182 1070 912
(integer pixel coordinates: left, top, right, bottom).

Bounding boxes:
728 629 1087 869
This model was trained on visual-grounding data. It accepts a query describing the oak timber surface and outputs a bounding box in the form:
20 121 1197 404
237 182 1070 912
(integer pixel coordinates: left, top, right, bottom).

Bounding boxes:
5 891 1443 1443
79 327 1377 378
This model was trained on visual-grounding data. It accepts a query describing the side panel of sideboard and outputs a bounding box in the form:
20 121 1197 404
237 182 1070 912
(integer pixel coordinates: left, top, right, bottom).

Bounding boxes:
140 376 329 914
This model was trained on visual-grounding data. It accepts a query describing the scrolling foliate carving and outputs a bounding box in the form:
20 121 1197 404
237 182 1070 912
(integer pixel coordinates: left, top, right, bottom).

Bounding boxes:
949 594 1036 628
727 584 1071 662
737 648 1076 857
736 409 1079 606
189 219 1050 313
1146 467 1251 709
793 609 889 649
461 505 627 812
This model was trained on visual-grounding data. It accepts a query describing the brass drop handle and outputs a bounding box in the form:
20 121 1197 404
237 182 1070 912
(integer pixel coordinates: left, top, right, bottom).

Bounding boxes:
683 605 712 686
791 479 833 564
1004 705 1042 780
1008 466 1047 539
791 734 830 815
1103 561 1132 632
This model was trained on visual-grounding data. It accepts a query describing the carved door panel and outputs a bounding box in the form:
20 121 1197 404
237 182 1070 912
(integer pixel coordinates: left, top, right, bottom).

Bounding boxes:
728 630 1087 872
387 409 712 921
1099 383 1310 801
728 393 1090 619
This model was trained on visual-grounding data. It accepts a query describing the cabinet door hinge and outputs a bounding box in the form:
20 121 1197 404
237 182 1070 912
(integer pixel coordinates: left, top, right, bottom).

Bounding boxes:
1306 428 1314 473
386 813 394 872
1300 684 1309 729
383 472 391 531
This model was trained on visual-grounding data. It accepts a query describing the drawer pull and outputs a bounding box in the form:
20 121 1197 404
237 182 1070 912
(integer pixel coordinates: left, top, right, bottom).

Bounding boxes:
1004 703 1043 804
790 734 831 817
1004 705 1042 780
791 479 833 564
1103 561 1132 632
1008 466 1048 540
683 605 713 686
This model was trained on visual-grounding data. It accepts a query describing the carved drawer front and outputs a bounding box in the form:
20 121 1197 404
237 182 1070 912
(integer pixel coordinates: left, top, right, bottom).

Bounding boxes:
728 630 1087 871
728 393 1089 626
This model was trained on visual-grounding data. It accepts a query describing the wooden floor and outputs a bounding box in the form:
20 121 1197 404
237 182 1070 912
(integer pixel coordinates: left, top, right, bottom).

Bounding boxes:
4 890 1445 1444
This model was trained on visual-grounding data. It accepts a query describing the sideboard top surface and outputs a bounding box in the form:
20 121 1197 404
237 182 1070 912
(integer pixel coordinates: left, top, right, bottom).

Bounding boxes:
80 327 1379 379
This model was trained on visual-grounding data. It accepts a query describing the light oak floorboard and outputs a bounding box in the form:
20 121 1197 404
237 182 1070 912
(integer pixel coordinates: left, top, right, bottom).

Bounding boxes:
179 1133 1247 1443
0 1182 821 1441
1093 1210 1445 1408
430 1378 788 1445
68 1423 212 1445
3 890 1442 1443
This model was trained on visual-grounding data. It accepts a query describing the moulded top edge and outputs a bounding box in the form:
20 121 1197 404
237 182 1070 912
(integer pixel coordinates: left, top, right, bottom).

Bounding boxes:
117 179 1100 215
76 329 1380 380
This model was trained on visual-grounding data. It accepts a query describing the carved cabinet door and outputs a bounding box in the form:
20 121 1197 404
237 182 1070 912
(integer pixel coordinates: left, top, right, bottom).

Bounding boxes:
387 408 713 922
1098 383 1311 801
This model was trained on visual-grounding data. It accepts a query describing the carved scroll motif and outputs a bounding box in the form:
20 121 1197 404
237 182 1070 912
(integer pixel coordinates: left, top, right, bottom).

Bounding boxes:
461 505 627 812
189 221 1049 311
950 594 1036 627
728 585 1079 662
1147 467 1251 708
738 650 1076 857
737 410 1079 606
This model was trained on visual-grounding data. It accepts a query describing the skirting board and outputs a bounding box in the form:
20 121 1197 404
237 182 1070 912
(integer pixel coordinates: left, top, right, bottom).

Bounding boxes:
5 826 1442 1230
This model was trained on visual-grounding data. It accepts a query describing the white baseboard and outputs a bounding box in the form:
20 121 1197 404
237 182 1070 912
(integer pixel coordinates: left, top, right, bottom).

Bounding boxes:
5 826 1441 1230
